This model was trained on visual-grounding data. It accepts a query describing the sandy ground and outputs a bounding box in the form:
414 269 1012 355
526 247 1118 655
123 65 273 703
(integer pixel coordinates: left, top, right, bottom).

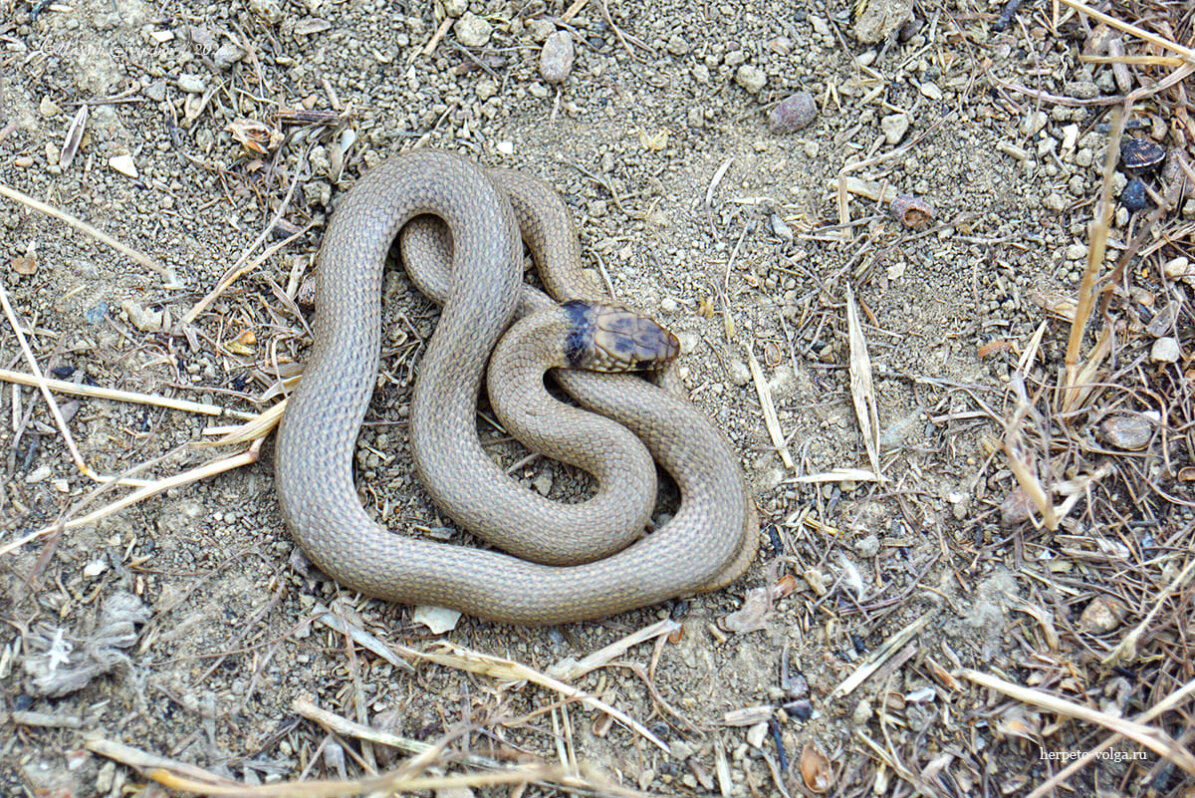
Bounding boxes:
2 0 1193 795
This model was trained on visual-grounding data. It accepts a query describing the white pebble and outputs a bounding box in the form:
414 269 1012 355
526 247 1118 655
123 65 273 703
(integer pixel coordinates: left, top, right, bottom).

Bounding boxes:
1151 337 1181 363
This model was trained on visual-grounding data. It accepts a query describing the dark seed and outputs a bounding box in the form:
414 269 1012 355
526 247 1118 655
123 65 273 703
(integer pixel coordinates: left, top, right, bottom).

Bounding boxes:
1121 178 1150 211
1120 137 1165 171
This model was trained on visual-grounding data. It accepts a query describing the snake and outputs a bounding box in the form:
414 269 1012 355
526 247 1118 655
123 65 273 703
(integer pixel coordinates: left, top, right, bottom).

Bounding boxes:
275 149 757 625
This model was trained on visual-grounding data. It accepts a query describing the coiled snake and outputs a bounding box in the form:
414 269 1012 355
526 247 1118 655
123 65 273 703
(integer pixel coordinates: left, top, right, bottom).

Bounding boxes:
275 150 756 625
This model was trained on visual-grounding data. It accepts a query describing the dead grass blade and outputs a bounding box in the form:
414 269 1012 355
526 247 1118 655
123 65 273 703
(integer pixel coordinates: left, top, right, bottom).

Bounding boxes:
845 285 882 478
547 618 680 681
0 183 178 286
1102 556 1195 667
0 440 262 558
1003 397 1057 530
747 347 795 469
0 367 256 421
87 733 560 797
389 641 670 753
958 669 1195 776
1062 105 1123 410
829 614 933 699
1055 0 1195 65
1027 677 1195 798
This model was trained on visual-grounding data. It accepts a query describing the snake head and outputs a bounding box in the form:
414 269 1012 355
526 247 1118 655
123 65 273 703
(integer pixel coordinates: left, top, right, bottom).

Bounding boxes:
562 300 680 372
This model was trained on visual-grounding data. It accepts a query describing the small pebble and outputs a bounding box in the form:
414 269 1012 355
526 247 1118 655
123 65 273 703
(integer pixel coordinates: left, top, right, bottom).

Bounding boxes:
1078 597 1124 633
666 34 690 55
177 74 206 93
40 97 61 117
26 465 52 483
454 12 492 47
1042 193 1067 212
880 113 909 145
108 154 138 178
1151 337 1180 363
729 360 751 386
526 18 555 42
213 42 246 70
1121 179 1149 211
734 65 766 94
539 31 574 84
1020 110 1047 137
84 302 109 324
768 92 816 133
248 0 283 24
1100 414 1152 451
143 80 166 101
1164 257 1193 282
121 300 166 332
84 559 108 578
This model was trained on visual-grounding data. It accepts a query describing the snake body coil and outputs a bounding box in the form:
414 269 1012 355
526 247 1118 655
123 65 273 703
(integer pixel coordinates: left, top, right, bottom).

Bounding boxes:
275 150 756 625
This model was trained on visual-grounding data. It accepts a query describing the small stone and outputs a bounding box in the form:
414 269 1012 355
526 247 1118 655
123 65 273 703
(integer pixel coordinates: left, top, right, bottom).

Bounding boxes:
1020 110 1048 137
1064 81 1100 99
121 300 166 332
538 31 574 84
412 605 461 634
1151 337 1180 363
108 154 138 178
454 12 492 47
854 534 881 558
442 0 467 16
1042 193 1067 212
746 721 769 748
26 465 52 483
1100 414 1153 451
729 360 751 386
532 473 553 496
1121 179 1150 212
666 34 690 55
40 97 62 117
84 302 109 324
526 19 555 42
1065 243 1088 261
213 42 246 70
1164 257 1193 283
83 559 107 578
475 79 497 100
143 80 167 101
880 113 910 145
734 65 766 94
178 74 206 93
919 81 942 100
1078 596 1124 633
248 0 283 24
768 92 817 133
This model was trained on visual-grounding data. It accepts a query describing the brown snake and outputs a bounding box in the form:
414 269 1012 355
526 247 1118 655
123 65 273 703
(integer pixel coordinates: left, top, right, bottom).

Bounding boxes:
275 150 757 625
